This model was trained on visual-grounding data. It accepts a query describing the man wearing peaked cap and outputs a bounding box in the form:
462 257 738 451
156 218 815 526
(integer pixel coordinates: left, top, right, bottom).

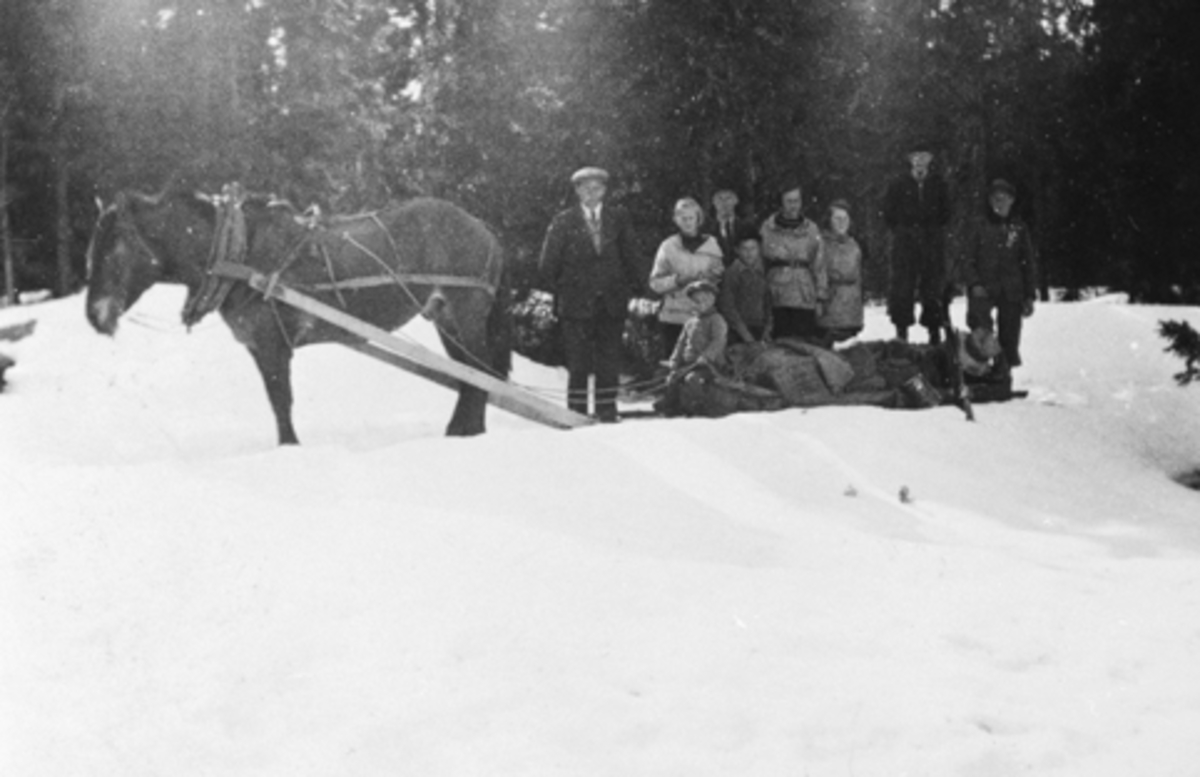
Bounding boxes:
570 166 609 185
538 166 642 422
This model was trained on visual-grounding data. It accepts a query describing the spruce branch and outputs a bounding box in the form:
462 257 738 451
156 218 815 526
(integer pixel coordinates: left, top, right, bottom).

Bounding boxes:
1159 319 1200 386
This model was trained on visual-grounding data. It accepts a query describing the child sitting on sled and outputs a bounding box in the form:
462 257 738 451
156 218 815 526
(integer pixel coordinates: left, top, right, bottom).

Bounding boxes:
655 280 729 416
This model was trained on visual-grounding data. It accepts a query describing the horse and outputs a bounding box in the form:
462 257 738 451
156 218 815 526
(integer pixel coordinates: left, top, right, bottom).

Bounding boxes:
85 186 511 444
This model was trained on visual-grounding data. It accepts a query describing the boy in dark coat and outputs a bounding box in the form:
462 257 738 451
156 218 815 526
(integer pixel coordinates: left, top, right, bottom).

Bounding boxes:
718 231 773 345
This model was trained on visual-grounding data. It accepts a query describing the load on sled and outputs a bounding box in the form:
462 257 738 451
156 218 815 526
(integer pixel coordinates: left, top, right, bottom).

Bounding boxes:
654 327 1015 419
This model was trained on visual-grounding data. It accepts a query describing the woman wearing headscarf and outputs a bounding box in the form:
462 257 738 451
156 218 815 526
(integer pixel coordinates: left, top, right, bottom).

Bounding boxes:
649 197 725 357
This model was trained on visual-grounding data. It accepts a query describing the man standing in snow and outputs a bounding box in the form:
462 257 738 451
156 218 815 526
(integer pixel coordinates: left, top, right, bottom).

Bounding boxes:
538 167 642 422
961 178 1039 377
883 143 951 344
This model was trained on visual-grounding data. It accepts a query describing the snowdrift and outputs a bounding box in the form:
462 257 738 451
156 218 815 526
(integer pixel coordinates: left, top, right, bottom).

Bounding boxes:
2 289 1200 776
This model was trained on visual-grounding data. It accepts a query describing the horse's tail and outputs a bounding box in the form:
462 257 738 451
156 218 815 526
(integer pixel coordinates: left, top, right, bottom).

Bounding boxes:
486 239 514 379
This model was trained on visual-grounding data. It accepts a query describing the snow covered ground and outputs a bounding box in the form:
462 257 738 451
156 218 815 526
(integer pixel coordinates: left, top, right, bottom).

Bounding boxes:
2 288 1200 776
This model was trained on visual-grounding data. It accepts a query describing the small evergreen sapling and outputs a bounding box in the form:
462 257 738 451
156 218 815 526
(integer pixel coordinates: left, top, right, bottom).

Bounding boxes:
1159 319 1200 386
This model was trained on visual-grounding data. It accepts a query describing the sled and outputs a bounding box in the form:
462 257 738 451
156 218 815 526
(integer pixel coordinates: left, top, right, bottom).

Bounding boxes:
212 261 594 430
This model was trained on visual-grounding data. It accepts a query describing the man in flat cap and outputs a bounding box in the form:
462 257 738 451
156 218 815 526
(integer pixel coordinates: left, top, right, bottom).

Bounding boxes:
538 166 642 422
883 144 952 344
960 178 1038 379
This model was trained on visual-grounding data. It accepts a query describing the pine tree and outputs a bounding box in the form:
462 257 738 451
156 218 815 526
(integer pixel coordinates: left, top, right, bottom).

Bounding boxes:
1159 320 1200 387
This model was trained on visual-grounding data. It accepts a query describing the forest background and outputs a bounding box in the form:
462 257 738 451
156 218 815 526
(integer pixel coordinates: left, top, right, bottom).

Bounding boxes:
1 0 1198 309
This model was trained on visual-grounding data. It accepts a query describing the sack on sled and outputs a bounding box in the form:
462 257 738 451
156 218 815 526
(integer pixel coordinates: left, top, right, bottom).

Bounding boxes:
659 334 1017 419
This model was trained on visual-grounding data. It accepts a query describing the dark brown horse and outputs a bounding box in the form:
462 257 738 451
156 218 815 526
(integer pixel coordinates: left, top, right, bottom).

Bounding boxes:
85 187 511 443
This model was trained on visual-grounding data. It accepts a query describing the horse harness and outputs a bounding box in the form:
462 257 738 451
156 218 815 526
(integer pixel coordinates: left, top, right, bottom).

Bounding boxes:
186 184 499 327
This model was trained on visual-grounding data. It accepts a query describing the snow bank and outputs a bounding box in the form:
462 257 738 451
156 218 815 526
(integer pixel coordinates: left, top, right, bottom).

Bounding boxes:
2 289 1200 776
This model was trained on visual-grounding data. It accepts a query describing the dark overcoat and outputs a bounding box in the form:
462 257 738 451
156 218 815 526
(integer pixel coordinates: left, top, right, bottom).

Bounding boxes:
538 204 642 320
961 214 1039 303
707 215 757 267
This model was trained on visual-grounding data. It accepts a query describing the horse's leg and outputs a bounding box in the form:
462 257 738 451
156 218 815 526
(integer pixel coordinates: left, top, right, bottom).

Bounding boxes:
434 293 492 437
246 339 300 445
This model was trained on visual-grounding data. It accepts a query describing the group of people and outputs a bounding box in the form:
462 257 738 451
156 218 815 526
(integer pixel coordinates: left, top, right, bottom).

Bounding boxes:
538 146 1039 420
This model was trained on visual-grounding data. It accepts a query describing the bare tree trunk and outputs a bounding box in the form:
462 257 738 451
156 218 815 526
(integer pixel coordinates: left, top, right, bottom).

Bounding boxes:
54 134 72 297
1 110 15 306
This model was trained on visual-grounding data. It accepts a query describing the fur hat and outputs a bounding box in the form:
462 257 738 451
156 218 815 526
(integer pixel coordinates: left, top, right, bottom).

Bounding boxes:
684 279 719 299
570 167 609 185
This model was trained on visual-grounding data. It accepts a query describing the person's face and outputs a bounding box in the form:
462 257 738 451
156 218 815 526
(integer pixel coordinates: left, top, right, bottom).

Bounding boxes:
781 189 803 220
909 154 931 181
830 207 851 236
575 179 606 209
736 239 762 268
712 192 738 219
675 208 701 236
989 191 1014 218
691 290 716 312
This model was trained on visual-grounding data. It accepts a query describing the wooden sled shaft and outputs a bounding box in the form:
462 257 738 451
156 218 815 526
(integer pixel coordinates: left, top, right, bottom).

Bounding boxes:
213 261 593 430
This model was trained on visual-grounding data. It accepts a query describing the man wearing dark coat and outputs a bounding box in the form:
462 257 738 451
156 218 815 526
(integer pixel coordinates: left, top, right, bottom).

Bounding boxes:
961 178 1039 375
707 188 755 268
883 145 952 344
538 166 642 422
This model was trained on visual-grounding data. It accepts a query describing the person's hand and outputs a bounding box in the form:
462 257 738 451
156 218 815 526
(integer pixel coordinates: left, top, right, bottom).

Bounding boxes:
1023 299 1035 318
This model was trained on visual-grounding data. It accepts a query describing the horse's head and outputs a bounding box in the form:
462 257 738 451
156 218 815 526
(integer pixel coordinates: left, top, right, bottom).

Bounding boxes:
85 191 215 335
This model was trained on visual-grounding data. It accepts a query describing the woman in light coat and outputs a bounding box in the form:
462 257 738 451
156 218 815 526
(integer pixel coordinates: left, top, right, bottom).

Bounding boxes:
760 183 827 340
817 199 864 343
649 197 725 356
